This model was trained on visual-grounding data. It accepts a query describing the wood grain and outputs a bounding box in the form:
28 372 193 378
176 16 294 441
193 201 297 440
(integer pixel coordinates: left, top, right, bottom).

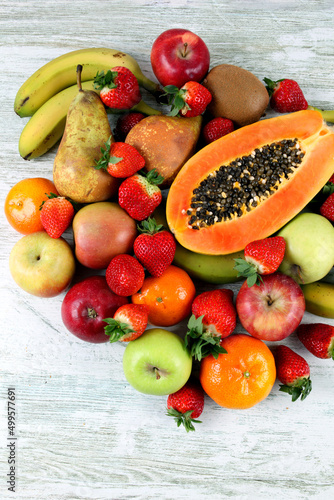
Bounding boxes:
1 1 334 499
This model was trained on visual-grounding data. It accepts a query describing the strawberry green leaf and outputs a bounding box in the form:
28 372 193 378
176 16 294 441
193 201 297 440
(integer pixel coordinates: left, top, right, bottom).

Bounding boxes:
279 377 312 402
94 136 114 170
233 258 263 287
104 318 134 343
185 314 227 362
166 407 202 432
137 217 164 235
94 70 118 91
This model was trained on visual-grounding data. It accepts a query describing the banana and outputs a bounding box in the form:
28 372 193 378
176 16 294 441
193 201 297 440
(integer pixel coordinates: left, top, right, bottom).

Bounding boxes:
173 244 243 284
14 47 162 117
301 282 334 319
19 81 161 160
153 205 243 284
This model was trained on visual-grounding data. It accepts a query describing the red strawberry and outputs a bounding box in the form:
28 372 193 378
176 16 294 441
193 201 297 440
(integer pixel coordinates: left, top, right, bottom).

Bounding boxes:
163 81 212 117
118 169 163 221
106 254 145 297
202 117 234 144
320 192 334 222
264 77 308 113
94 137 145 178
296 323 334 359
328 174 334 184
274 345 312 402
40 193 75 238
94 66 141 110
103 303 149 342
166 380 204 432
234 236 286 287
133 217 176 277
185 289 236 361
115 112 145 141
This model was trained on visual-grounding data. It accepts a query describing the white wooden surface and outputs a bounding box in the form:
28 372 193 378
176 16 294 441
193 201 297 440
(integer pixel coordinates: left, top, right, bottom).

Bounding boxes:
1 1 334 499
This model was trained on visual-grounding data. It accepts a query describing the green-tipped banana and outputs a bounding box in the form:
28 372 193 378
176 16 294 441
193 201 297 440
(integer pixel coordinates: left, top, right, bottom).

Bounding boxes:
15 47 162 117
19 80 161 160
301 282 334 319
154 205 243 284
173 244 243 284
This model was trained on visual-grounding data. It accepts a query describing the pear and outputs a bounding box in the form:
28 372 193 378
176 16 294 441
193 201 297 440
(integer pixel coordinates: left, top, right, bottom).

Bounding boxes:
53 65 118 203
125 114 202 186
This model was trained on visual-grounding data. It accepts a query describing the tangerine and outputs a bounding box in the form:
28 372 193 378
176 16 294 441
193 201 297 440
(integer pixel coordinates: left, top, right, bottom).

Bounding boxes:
4 177 58 234
200 333 276 409
131 265 196 327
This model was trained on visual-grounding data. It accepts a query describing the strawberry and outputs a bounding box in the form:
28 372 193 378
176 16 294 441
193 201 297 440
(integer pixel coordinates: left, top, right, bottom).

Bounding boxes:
264 77 308 113
118 169 164 221
185 289 236 361
328 174 334 184
106 254 145 297
296 323 334 359
94 66 141 110
320 192 334 222
234 236 286 287
202 117 234 144
103 303 149 342
40 193 75 238
163 81 212 117
166 380 204 432
274 345 312 402
114 112 145 141
94 137 145 178
133 217 176 277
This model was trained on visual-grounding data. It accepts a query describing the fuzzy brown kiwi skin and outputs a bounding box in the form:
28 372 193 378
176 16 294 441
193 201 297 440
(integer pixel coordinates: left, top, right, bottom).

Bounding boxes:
202 64 270 127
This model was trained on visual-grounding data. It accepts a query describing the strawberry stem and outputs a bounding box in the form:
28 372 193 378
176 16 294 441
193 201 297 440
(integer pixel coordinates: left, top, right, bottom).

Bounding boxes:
166 408 201 432
185 315 227 361
279 377 312 402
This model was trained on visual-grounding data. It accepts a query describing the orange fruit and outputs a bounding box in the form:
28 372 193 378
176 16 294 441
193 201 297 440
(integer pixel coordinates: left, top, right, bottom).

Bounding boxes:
200 334 276 409
131 265 196 327
4 177 58 235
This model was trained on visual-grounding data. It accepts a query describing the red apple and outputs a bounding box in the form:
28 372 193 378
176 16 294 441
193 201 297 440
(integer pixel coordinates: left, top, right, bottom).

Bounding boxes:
236 273 305 341
73 202 137 270
61 275 128 343
150 28 210 88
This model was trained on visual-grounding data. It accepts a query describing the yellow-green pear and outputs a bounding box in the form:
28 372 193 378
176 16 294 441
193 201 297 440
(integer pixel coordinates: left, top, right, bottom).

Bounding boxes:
53 65 118 203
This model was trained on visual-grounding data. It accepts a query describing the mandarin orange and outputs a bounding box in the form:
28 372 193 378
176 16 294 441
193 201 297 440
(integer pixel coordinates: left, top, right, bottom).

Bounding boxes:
200 333 276 409
131 265 196 327
4 177 58 234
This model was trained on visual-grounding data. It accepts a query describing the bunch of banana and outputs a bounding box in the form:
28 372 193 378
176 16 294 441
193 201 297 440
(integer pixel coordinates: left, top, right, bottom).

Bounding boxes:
301 281 334 319
15 48 163 159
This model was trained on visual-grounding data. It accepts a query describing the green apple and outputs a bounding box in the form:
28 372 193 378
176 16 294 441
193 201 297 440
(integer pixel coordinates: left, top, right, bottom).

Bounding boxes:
9 231 76 297
122 328 192 395
278 212 334 284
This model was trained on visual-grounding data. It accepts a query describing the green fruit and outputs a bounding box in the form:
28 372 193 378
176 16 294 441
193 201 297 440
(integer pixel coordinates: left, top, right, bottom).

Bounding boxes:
301 281 334 319
122 328 192 396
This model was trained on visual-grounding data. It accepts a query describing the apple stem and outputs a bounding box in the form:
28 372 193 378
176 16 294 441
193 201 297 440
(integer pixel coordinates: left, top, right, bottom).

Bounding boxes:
154 367 161 380
266 294 274 306
182 42 188 58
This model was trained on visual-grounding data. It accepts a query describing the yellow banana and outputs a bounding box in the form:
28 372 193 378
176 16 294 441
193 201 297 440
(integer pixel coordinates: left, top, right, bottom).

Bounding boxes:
19 80 161 160
301 282 334 319
14 47 162 117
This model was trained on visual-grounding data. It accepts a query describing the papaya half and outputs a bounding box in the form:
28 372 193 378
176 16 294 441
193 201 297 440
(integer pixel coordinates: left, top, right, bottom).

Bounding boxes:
166 110 334 255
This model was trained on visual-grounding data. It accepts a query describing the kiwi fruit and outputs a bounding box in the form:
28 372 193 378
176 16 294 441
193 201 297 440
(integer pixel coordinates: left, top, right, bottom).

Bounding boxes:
202 64 269 127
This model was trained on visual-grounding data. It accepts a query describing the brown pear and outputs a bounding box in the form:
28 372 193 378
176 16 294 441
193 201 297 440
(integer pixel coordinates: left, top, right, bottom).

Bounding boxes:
125 115 202 186
53 65 118 203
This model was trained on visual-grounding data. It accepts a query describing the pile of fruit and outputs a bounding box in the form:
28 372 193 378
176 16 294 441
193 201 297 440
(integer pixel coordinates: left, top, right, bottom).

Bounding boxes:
6 28 334 431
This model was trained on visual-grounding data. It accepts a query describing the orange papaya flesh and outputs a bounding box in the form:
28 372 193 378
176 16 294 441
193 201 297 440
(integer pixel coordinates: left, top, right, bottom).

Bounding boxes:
166 110 334 255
